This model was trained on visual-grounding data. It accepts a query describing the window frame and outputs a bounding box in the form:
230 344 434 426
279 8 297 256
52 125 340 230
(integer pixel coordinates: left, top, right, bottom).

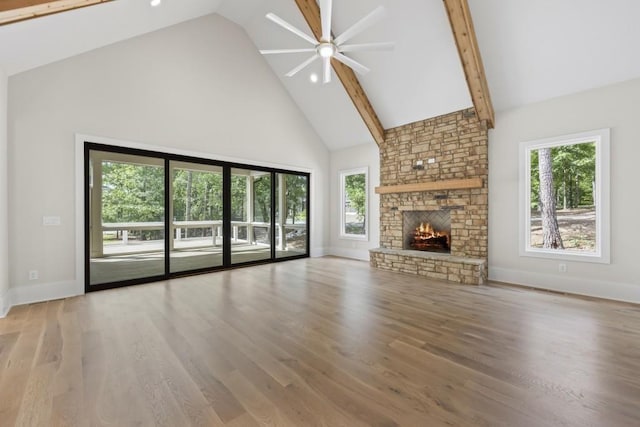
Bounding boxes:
339 167 369 241
518 128 610 263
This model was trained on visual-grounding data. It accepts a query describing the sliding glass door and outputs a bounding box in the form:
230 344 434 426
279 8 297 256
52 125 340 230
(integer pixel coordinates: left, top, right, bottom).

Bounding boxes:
230 168 272 264
276 173 308 259
170 161 224 273
86 143 309 291
88 151 165 286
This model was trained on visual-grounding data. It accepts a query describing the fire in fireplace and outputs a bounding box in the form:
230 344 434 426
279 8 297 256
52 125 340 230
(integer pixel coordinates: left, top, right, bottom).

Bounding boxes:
410 222 449 251
403 211 451 254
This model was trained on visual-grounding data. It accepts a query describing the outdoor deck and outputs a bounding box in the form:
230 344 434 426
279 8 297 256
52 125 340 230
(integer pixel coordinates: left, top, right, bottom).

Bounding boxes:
91 237 305 285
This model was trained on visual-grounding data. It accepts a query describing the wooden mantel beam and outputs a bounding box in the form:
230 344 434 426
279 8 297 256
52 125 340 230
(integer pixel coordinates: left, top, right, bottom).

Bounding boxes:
443 0 495 128
294 0 386 145
0 0 113 26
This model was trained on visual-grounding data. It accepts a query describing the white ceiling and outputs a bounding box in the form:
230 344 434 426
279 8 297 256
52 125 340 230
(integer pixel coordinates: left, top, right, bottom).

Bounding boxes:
468 0 640 112
2 0 640 150
0 0 222 76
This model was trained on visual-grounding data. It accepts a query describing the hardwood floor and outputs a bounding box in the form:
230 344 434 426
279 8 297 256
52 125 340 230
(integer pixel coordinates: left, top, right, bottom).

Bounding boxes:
0 257 639 426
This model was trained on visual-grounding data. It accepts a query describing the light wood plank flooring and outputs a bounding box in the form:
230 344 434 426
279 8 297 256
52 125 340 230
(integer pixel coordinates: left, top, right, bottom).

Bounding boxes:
0 257 639 426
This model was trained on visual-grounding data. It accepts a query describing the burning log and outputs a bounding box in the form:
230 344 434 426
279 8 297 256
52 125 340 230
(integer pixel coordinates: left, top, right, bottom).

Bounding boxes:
410 222 450 251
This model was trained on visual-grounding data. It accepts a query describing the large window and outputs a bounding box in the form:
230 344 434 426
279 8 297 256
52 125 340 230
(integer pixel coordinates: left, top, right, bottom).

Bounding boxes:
519 129 610 263
86 143 310 291
340 167 368 240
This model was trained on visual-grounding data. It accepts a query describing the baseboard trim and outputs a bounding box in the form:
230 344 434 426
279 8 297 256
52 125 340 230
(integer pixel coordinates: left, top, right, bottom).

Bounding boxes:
8 280 82 310
489 266 640 304
327 247 371 261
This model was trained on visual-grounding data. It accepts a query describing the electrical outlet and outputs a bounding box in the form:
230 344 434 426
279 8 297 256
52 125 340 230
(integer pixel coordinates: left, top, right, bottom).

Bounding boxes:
558 263 567 273
29 270 39 280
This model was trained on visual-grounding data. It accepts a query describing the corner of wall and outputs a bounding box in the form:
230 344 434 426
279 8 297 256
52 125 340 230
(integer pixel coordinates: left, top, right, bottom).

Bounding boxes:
0 290 10 318
311 246 328 258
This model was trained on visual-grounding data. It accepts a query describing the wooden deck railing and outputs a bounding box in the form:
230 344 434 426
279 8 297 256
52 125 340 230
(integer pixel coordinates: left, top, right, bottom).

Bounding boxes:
96 220 306 256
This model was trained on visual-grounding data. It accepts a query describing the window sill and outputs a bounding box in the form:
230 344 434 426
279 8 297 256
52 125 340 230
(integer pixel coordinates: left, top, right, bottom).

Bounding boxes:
520 247 609 264
339 234 369 242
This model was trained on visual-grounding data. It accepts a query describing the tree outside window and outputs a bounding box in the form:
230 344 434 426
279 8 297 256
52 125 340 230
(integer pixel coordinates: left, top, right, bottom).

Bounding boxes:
520 129 610 263
340 168 368 239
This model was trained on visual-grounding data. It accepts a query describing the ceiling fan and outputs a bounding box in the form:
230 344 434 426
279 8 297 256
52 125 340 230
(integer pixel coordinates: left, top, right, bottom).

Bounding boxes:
259 0 393 84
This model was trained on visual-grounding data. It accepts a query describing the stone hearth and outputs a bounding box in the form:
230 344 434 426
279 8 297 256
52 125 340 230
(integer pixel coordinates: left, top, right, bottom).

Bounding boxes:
370 108 488 285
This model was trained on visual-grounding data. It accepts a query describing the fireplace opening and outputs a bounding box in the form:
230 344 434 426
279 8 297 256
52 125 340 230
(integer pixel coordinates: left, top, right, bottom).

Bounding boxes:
403 211 451 254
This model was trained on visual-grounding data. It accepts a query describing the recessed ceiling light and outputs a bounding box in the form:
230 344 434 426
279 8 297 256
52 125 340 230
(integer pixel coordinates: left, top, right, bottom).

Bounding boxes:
150 0 161 7
309 73 319 83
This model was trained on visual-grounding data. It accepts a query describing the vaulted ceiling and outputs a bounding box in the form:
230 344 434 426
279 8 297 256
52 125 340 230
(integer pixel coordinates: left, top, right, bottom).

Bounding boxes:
2 0 640 150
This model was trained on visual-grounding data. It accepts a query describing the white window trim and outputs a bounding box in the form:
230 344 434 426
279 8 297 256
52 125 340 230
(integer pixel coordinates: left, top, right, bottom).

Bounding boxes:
518 128 610 263
339 167 369 241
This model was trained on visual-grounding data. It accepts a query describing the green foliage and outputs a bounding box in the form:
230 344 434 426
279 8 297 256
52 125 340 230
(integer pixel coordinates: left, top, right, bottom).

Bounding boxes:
101 164 308 232
230 175 247 221
345 173 366 222
530 142 596 210
283 174 307 224
172 169 223 221
102 162 164 223
253 174 271 222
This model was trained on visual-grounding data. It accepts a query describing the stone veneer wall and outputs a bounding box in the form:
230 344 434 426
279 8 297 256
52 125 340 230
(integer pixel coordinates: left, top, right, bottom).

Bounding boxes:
370 108 489 284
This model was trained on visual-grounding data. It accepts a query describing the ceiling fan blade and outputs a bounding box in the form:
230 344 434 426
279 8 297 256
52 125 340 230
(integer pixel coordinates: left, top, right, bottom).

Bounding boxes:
320 0 332 42
334 6 386 46
322 56 331 84
266 13 318 46
286 54 319 77
338 42 394 53
260 48 317 55
334 52 370 75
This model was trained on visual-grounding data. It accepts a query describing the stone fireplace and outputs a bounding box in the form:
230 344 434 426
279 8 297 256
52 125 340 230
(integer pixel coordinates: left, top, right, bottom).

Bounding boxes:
403 210 451 253
370 108 488 285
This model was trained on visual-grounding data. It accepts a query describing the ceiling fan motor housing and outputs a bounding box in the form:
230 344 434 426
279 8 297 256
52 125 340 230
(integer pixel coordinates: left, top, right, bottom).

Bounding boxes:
317 42 335 58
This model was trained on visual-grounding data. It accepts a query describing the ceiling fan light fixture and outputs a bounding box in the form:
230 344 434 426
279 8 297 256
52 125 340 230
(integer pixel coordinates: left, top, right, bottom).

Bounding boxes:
261 2 392 83
317 43 335 58
150 0 161 7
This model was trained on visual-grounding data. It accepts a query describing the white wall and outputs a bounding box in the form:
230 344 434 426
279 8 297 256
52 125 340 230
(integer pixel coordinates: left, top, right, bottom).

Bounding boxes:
489 78 640 303
6 14 330 308
0 67 8 317
328 143 380 261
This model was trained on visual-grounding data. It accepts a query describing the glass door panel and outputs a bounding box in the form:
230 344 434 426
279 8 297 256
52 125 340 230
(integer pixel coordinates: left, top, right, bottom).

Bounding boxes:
230 168 272 264
276 173 308 258
170 161 224 273
89 150 165 286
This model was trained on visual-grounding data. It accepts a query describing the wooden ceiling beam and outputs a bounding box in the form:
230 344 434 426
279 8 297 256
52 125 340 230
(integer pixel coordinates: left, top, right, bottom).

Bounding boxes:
294 0 386 145
0 0 113 26
443 0 495 128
